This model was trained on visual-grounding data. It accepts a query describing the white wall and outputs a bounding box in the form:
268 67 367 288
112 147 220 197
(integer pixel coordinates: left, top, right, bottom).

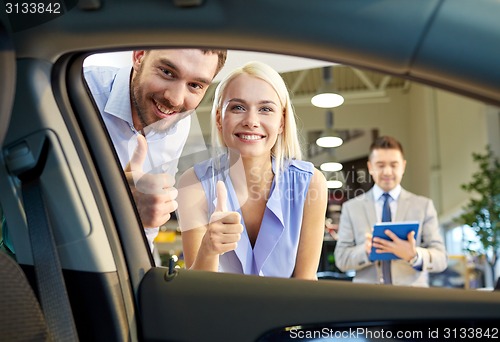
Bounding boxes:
434 90 489 220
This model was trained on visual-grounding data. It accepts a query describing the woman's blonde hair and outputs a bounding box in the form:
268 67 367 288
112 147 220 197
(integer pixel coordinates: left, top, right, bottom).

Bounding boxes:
210 61 302 174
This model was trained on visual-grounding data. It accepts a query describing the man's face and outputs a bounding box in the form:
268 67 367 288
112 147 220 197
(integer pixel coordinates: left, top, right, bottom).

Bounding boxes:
367 148 406 192
130 49 219 132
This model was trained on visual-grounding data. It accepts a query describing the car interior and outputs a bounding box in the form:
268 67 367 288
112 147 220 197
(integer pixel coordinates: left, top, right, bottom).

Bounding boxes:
1 0 500 341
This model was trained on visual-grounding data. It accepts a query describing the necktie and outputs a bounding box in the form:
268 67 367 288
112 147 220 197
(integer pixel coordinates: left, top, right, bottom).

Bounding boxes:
382 193 392 222
381 193 392 284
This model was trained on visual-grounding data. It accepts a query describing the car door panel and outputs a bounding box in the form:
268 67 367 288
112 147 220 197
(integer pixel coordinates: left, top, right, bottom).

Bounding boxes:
4 59 115 271
0 17 15 146
138 268 500 341
2 56 139 340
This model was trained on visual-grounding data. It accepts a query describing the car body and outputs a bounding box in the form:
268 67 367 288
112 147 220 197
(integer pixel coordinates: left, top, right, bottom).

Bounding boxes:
1 0 500 341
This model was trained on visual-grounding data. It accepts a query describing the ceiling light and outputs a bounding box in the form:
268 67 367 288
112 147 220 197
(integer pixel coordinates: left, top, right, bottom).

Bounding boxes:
320 162 343 172
316 135 343 148
326 180 343 189
316 110 343 148
311 66 344 108
311 93 344 108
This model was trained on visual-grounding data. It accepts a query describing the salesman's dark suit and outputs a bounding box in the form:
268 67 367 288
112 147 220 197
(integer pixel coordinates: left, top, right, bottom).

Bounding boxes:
334 188 447 287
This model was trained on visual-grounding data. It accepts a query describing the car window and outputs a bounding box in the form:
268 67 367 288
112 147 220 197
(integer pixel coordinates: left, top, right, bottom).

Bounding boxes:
83 49 500 290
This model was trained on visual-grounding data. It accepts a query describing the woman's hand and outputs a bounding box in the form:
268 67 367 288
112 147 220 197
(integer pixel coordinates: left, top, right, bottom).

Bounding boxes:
200 181 243 256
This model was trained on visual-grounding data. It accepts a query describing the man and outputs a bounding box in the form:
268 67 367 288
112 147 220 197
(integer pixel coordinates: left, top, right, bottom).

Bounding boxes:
84 49 227 250
334 136 447 286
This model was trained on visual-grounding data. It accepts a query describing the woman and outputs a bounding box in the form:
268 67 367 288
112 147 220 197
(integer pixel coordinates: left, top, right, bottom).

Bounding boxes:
177 61 327 279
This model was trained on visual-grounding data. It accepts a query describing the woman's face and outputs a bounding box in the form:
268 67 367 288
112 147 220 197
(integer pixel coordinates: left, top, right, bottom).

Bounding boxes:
218 74 283 158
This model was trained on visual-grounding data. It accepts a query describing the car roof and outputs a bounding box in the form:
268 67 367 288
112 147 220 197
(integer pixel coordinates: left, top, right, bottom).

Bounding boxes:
9 0 500 105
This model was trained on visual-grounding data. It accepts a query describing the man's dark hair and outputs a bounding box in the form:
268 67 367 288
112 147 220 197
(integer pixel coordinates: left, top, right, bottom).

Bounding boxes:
369 136 404 158
142 49 227 77
201 49 227 76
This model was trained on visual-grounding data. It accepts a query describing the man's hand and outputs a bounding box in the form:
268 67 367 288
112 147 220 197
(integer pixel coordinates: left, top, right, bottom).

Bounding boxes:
201 181 243 256
372 230 417 261
364 232 373 256
124 135 178 228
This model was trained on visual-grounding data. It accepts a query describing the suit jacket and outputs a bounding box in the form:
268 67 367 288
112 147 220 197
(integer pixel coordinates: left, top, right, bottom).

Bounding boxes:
334 188 447 287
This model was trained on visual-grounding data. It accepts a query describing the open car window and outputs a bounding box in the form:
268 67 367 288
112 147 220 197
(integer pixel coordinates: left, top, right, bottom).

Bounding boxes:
82 49 500 290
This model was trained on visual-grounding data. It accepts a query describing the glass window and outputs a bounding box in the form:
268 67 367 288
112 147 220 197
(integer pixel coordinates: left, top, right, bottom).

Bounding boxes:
84 49 500 289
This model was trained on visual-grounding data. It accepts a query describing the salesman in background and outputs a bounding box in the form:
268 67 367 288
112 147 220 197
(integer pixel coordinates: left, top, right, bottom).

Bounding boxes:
334 136 447 286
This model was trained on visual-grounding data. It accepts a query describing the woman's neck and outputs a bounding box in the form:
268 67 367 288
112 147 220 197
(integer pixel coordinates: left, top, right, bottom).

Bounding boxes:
228 151 274 200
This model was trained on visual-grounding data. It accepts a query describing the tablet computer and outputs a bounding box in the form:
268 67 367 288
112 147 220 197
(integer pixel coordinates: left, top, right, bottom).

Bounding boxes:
369 221 419 261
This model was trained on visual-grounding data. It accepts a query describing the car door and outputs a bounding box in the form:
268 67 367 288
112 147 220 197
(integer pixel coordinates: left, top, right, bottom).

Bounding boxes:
0 7 16 257
0 17 15 147
2 1 500 341
1 9 142 342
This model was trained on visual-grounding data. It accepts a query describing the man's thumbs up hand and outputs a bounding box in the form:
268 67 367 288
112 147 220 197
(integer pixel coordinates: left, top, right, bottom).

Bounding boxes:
124 135 178 228
203 181 243 255
124 134 148 174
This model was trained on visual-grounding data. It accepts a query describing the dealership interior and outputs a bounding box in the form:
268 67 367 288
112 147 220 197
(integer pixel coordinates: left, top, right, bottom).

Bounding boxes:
84 50 500 289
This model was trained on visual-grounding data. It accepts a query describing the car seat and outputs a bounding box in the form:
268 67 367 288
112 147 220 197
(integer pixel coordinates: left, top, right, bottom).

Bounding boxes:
0 252 50 341
0 17 50 342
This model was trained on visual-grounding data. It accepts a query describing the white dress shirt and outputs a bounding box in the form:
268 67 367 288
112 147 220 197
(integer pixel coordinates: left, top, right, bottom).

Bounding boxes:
372 184 422 267
84 65 191 251
372 184 401 223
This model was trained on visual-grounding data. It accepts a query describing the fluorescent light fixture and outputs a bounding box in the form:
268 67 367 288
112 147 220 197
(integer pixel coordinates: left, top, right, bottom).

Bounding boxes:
316 136 343 148
311 93 344 108
316 110 343 148
326 180 343 189
320 162 343 172
312 66 344 108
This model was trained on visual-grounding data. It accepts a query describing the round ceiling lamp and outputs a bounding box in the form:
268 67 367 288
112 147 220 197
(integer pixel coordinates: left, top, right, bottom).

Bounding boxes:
316 136 343 148
311 92 344 108
311 66 344 108
326 180 343 189
315 111 343 148
320 162 343 172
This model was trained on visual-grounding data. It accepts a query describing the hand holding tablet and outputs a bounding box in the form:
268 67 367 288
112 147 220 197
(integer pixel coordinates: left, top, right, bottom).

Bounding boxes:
369 221 419 261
